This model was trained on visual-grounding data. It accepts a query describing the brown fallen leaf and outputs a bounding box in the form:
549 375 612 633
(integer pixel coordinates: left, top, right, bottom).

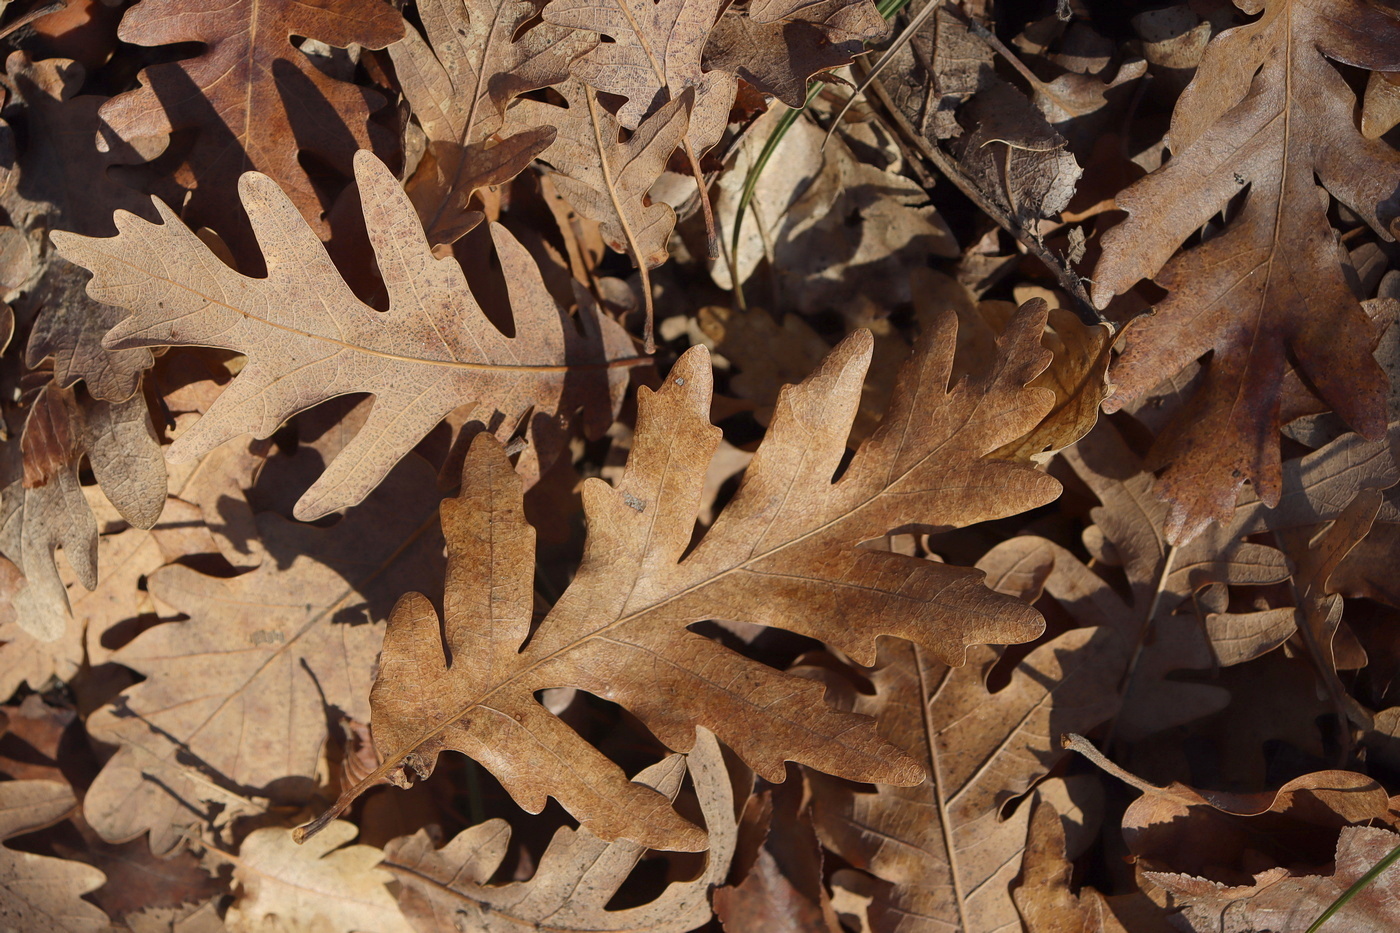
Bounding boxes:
703 0 889 108
301 301 1063 850
97 0 404 266
510 80 692 350
1149 824 1400 933
82 455 446 856
54 150 634 521
390 0 594 248
714 777 842 933
224 820 415 933
1091 0 1400 543
2 386 166 641
807 605 1128 932
0 780 110 932
386 728 735 932
542 0 734 155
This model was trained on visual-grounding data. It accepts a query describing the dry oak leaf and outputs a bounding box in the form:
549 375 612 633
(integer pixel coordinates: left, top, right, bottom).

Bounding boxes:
542 0 735 153
1 386 165 641
1151 824 1400 933
82 455 446 857
703 0 889 108
226 821 414 933
97 0 404 266
53 150 634 522
0 780 110 932
386 727 735 933
390 0 594 248
1090 0 1400 544
302 301 1064 851
807 585 1129 933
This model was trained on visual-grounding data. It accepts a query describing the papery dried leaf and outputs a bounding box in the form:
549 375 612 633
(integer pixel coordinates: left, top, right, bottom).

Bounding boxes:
390 0 594 247
82 456 445 855
226 821 414 933
303 301 1062 850
98 0 404 265
702 0 889 107
1150 825 1400 933
542 0 735 153
808 620 1126 932
1091 0 1400 542
386 728 735 932
1013 799 1139 933
0 780 110 932
54 151 633 521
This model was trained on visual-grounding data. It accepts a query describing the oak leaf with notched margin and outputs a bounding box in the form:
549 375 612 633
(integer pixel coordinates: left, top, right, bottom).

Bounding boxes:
0 780 110 932
97 0 404 267
52 150 634 522
1090 0 1400 543
299 300 1063 851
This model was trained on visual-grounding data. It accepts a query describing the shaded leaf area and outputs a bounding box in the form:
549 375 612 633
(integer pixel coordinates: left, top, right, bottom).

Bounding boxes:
0 0 1395 930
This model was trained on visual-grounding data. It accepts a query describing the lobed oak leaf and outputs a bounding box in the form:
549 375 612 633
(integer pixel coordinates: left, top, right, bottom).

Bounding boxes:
0 780 110 932
1 386 165 641
53 150 635 522
82 455 446 856
703 0 890 108
300 301 1064 851
97 0 404 267
542 0 735 154
390 0 595 248
225 820 415 933
1149 825 1400 933
1090 0 1400 543
807 604 1128 932
385 728 735 932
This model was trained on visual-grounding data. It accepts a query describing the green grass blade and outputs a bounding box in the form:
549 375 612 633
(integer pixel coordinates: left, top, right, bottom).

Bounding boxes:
1307 837 1400 932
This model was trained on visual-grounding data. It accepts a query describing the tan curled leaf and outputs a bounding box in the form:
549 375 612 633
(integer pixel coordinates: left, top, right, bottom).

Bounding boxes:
391 0 595 247
226 821 414 933
53 151 634 521
386 728 735 932
1091 0 1400 543
0 780 110 932
83 456 445 856
98 0 404 265
302 301 1063 851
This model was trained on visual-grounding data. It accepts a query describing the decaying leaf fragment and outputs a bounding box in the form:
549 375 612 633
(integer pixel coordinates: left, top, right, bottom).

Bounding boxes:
53 150 634 521
301 301 1064 851
385 728 735 932
1091 0 1400 542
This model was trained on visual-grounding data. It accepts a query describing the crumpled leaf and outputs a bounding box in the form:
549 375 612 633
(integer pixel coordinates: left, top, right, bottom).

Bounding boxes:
302 301 1063 851
0 780 110 932
54 150 633 521
225 821 415 933
1091 0 1400 543
389 0 594 248
1149 825 1400 933
385 728 735 932
82 455 445 856
97 0 404 265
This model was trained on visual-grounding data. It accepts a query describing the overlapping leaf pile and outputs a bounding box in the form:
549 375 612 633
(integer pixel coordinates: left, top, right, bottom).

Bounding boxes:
0 0 1398 930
